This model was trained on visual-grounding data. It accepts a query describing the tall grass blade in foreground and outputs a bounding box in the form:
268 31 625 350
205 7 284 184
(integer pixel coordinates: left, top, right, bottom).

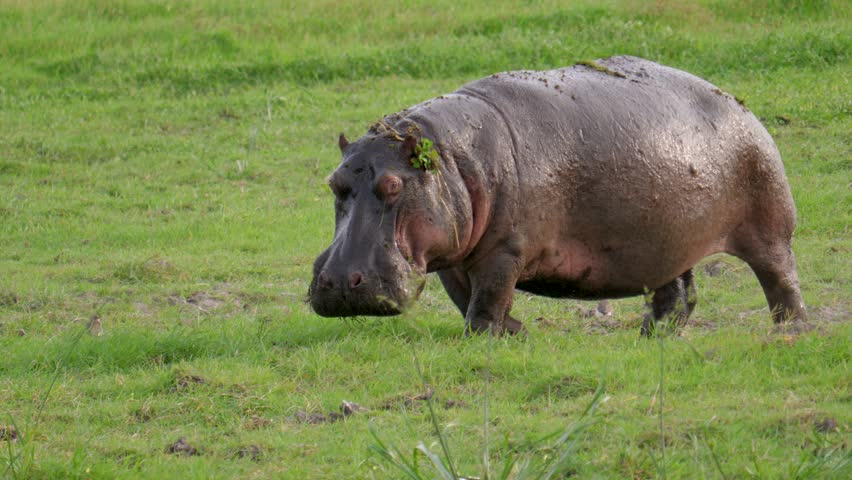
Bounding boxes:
367 423 426 480
526 383 606 480
369 321 606 479
481 324 494 479
3 417 33 480
410 339 459 479
3 320 90 478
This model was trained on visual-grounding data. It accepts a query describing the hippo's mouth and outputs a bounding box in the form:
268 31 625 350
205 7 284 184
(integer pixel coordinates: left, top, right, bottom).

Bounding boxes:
309 287 406 317
308 244 426 318
309 270 425 317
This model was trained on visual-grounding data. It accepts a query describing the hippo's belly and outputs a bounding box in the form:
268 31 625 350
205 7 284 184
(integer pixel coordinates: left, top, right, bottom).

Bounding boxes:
514 229 729 299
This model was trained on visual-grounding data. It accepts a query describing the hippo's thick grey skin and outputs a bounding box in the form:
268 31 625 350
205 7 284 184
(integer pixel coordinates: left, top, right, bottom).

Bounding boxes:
309 56 808 335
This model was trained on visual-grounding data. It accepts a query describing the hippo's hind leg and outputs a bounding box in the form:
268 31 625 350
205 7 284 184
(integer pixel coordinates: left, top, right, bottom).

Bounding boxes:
641 269 697 336
682 269 698 317
727 187 808 324
732 238 808 324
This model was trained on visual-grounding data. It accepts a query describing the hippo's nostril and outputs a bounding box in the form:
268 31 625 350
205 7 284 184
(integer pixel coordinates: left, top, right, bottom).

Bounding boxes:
349 271 364 289
317 271 334 290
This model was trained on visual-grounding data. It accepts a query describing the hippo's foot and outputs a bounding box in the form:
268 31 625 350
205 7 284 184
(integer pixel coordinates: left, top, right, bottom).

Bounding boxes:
502 316 527 336
641 269 697 337
466 315 527 337
772 318 816 335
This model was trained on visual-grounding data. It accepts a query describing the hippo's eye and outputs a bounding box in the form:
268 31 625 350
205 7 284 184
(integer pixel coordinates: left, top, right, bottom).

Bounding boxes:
375 174 403 203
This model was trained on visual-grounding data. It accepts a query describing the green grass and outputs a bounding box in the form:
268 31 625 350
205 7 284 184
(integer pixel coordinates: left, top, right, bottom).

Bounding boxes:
1 0 850 478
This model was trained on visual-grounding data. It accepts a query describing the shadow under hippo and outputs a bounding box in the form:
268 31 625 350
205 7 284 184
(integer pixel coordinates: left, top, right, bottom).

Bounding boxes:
308 55 808 336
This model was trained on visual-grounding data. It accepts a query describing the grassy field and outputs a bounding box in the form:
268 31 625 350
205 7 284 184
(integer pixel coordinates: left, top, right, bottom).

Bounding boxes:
1 0 849 478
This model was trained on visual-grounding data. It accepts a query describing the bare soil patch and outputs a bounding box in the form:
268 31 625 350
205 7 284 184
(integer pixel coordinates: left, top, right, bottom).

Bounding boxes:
165 437 199 456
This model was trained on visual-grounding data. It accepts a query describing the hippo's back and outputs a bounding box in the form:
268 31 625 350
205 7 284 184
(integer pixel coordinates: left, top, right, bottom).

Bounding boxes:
456 56 774 179
447 56 790 291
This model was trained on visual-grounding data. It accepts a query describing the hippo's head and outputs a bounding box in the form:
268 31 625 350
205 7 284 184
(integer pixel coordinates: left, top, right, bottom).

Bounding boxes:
309 130 470 317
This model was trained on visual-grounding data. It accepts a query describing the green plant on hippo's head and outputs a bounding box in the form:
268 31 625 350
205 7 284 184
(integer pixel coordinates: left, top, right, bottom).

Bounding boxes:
411 138 440 172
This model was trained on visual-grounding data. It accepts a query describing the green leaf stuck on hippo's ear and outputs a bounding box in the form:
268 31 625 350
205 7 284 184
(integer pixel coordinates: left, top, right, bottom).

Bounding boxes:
411 137 440 172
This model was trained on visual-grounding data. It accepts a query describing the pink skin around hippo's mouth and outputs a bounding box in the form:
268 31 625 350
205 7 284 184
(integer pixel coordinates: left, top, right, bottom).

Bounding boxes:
394 210 428 275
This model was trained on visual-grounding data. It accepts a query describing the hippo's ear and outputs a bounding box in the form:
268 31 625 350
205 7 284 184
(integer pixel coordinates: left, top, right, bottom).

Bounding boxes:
338 133 349 152
400 134 418 159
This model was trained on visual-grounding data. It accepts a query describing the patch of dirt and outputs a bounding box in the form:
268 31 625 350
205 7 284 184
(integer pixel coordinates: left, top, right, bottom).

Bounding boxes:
577 302 641 335
686 317 718 331
171 374 207 392
0 425 20 442
167 284 248 312
165 437 198 456
292 411 342 424
133 302 153 316
585 317 624 335
444 399 468 409
292 400 369 425
772 320 818 336
581 300 613 318
88 315 103 336
230 445 263 461
171 291 224 312
738 307 768 321
378 387 434 410
760 412 844 440
340 400 367 416
585 311 641 335
812 305 850 324
755 304 850 342
533 316 560 329
0 291 18 307
814 417 839 433
132 403 154 422
243 415 272 430
530 302 628 335
186 291 224 311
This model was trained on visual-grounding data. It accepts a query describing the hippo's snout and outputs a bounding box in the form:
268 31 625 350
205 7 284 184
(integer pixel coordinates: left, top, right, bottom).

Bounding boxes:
309 251 419 317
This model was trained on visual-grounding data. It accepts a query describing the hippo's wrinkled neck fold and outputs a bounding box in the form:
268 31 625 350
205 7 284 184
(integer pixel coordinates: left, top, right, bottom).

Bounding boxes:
379 116 483 273
397 108 515 269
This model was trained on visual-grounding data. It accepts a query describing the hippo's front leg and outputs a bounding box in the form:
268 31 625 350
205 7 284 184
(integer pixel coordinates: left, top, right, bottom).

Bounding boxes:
438 268 472 317
464 250 526 335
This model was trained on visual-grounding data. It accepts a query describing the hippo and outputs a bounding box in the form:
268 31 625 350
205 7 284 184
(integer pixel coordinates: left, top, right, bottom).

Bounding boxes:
308 55 808 335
